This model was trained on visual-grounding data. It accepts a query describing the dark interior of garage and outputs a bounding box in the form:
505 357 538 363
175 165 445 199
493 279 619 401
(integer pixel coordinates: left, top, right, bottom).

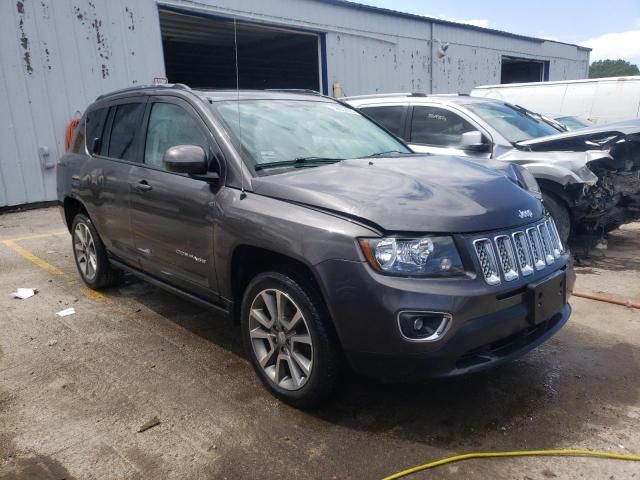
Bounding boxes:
159 9 321 91
501 56 547 83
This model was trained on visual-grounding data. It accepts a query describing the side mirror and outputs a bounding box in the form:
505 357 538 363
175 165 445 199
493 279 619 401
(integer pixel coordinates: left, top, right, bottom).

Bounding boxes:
460 131 490 152
163 145 208 175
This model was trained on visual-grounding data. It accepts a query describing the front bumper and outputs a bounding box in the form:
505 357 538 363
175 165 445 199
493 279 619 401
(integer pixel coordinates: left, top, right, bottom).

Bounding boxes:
315 253 574 382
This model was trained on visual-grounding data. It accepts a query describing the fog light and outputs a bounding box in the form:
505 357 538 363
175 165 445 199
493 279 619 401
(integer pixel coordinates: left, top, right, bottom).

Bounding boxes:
398 311 452 341
413 317 424 331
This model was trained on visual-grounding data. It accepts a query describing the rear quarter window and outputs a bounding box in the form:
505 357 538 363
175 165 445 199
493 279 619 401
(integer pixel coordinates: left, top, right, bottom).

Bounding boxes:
71 118 86 154
85 107 109 155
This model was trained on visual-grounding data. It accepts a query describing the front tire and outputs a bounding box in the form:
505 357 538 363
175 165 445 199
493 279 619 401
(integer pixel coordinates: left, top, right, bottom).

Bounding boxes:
240 272 341 408
71 213 121 289
542 192 571 245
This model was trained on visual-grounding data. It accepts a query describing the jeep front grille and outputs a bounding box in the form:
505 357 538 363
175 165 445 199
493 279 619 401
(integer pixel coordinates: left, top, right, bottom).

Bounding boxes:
494 235 518 281
537 222 555 265
474 217 564 285
512 231 534 276
546 219 563 258
526 227 546 271
473 239 501 285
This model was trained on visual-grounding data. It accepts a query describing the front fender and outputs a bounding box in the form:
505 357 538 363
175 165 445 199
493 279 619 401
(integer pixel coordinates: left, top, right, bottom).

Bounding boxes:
497 150 606 186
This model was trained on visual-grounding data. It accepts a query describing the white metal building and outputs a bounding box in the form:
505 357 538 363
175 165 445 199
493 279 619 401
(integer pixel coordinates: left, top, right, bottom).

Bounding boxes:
0 0 590 208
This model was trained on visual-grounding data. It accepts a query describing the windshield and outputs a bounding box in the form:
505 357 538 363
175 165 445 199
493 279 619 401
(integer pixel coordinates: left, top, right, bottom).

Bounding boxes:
556 116 592 131
466 102 561 143
212 99 410 173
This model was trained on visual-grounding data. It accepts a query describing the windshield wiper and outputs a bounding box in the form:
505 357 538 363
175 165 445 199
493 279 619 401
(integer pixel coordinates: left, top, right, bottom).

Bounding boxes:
254 157 343 171
359 150 410 158
513 104 564 130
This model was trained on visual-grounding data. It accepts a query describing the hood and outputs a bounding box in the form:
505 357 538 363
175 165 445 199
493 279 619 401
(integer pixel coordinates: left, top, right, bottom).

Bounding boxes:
516 119 640 152
251 156 544 233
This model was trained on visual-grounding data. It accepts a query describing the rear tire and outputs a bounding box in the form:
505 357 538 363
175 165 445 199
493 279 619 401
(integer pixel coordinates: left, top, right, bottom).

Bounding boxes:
240 271 342 408
71 213 121 289
542 192 571 245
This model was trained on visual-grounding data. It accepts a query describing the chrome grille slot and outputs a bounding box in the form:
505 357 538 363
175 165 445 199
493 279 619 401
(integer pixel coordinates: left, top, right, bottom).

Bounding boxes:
546 218 563 257
512 231 534 276
494 235 519 281
526 227 546 270
473 239 501 285
538 223 555 264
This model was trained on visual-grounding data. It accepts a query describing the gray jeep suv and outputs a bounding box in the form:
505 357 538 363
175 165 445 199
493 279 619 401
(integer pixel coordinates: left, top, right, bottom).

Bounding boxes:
58 85 573 407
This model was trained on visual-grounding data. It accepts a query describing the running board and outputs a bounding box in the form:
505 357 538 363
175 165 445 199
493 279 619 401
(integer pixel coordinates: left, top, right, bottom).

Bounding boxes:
109 258 231 317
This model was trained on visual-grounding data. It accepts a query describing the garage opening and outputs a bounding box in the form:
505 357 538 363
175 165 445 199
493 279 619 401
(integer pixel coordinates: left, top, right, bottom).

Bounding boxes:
159 8 321 91
501 56 546 84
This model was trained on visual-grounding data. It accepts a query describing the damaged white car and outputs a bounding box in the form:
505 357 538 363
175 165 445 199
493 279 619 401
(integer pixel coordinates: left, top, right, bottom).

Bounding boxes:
345 94 640 244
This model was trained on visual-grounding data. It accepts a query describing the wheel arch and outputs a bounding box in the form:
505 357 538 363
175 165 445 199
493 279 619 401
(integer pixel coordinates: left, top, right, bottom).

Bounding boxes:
536 179 574 210
229 245 336 330
62 196 89 232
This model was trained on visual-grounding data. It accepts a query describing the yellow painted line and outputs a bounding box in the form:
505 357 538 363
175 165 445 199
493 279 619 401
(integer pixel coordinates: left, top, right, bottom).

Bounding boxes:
0 230 68 242
81 287 108 303
2 239 66 276
1 239 107 303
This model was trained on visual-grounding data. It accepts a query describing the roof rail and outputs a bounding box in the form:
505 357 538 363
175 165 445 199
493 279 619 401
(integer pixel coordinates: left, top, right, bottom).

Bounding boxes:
342 92 429 101
342 92 411 101
264 88 322 95
95 83 192 101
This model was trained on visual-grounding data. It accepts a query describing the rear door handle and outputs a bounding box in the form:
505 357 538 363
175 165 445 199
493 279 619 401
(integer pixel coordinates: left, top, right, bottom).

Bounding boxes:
133 180 152 192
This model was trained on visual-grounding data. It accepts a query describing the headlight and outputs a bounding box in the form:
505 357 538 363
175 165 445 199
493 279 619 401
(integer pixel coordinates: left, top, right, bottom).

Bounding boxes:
517 165 542 197
506 164 541 198
359 236 464 277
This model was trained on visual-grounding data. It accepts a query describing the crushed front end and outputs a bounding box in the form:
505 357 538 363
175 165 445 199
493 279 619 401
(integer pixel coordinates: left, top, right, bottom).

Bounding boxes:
514 122 640 237
577 132 640 233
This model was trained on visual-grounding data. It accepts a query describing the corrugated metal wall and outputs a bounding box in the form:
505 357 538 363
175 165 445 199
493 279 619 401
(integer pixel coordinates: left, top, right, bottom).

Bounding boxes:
0 0 590 208
0 0 165 208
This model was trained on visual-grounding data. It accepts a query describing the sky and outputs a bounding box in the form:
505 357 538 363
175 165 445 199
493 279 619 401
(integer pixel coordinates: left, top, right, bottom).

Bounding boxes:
355 0 640 66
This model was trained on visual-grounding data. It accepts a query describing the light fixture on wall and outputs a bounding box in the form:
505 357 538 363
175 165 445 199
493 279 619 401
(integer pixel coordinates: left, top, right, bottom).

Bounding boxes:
436 39 449 59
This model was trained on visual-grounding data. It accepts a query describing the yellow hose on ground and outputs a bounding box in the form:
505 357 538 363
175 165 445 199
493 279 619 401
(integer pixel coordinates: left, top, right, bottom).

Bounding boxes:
381 449 640 480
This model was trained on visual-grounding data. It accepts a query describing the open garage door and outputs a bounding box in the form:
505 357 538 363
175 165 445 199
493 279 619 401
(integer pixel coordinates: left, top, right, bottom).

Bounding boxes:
501 56 547 84
159 8 322 92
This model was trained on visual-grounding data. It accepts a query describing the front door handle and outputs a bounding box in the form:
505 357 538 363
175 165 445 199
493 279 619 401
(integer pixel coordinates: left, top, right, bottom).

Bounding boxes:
133 180 152 192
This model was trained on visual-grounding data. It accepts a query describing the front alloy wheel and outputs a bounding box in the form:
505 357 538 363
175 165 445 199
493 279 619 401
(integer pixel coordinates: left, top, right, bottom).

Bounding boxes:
249 288 313 390
241 272 342 408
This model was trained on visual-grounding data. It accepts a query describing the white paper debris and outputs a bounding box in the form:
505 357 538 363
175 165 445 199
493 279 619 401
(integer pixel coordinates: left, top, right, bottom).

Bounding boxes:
12 288 37 300
56 307 76 317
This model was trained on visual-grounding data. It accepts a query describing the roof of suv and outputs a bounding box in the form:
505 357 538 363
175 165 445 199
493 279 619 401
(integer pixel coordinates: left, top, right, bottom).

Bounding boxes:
343 93 497 107
95 84 335 104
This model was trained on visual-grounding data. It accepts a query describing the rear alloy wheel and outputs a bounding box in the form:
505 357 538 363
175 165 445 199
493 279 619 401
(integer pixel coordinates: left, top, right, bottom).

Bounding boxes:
74 222 98 282
241 272 341 408
71 213 121 289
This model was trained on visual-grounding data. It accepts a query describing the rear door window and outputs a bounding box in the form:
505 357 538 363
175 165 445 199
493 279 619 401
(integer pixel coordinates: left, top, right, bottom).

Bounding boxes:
410 106 476 146
359 105 407 137
107 103 146 161
85 107 109 155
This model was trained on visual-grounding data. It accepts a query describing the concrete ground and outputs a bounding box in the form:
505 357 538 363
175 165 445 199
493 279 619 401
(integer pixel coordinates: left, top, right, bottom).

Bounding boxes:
0 207 639 480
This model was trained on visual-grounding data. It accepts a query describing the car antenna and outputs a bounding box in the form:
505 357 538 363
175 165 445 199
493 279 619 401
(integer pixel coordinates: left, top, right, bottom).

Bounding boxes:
234 17 247 200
